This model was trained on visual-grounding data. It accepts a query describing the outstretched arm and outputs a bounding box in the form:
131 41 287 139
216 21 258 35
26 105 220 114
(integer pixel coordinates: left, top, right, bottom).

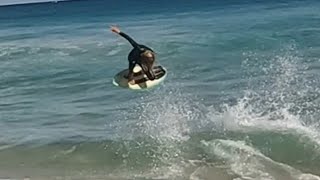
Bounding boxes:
110 26 140 48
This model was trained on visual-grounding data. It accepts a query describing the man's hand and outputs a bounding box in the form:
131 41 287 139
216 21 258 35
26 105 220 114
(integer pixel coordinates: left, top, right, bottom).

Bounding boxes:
128 79 135 85
110 26 121 34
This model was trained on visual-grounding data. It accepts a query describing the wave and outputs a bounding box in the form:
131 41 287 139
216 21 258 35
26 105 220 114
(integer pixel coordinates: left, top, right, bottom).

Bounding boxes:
201 139 320 180
1 128 319 179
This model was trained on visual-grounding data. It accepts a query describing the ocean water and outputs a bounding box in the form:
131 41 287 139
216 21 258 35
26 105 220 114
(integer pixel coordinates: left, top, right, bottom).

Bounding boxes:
0 0 320 179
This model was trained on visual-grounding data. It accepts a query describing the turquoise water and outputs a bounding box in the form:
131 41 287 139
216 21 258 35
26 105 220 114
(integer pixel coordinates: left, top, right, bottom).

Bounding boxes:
0 0 320 179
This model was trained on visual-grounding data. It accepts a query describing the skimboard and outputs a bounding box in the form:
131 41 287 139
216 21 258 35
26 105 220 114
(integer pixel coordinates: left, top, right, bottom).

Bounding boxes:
112 65 167 90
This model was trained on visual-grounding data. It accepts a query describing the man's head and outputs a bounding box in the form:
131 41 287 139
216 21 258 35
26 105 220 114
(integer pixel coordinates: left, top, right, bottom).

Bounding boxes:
143 50 154 58
140 50 156 80
140 50 155 62
140 49 155 57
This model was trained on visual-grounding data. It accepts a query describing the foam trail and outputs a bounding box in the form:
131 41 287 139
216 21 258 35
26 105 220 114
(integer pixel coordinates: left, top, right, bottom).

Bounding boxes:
201 139 320 180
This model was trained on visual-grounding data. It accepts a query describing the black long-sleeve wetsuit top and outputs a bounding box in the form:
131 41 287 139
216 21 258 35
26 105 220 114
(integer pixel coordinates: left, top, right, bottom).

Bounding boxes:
118 31 156 80
118 32 154 63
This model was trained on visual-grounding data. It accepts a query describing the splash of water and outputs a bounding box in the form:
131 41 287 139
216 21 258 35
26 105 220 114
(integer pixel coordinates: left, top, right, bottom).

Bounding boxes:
194 45 320 178
211 45 320 147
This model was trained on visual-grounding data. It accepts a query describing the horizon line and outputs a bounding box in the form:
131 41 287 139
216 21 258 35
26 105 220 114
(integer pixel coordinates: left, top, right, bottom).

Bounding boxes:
0 0 75 7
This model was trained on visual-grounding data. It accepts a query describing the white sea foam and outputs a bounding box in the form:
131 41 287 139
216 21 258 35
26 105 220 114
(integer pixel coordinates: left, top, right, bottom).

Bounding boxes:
201 139 320 180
